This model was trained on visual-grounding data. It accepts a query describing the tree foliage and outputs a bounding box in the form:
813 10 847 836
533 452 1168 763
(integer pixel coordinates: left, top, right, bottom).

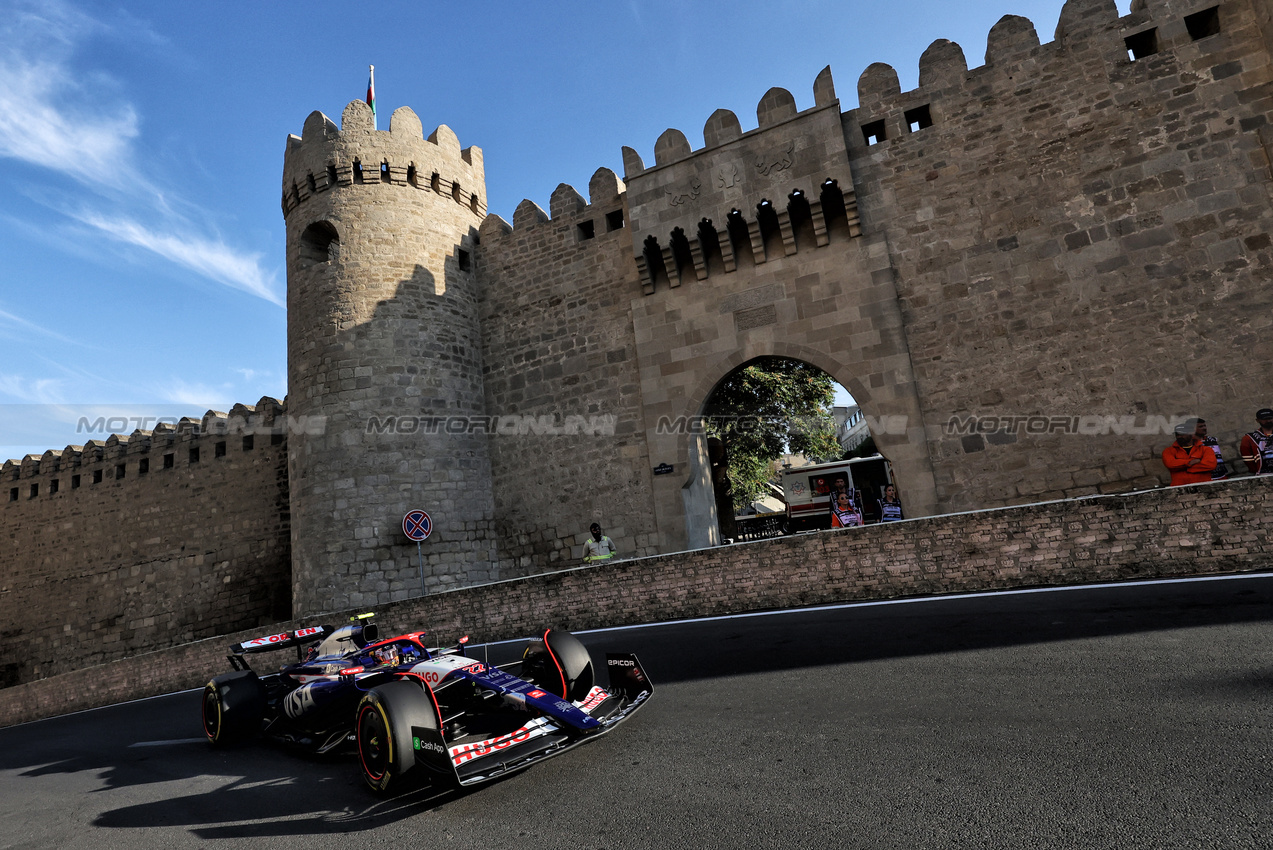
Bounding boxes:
703 357 840 512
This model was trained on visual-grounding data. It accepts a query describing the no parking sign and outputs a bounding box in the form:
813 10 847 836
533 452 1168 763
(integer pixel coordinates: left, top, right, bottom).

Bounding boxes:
403 509 431 596
403 509 432 541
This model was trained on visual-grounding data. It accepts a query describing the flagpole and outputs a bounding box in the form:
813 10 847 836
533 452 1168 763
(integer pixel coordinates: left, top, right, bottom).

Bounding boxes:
367 64 377 129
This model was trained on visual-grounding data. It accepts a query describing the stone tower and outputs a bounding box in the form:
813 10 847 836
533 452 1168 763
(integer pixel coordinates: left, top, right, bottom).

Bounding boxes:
281 100 496 617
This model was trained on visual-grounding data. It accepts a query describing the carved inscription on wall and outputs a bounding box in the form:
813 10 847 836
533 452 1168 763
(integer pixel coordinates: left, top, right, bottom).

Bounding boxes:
719 283 784 314
734 304 778 332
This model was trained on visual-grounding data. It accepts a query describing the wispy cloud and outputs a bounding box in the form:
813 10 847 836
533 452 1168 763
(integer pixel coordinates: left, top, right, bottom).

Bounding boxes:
0 307 82 346
0 0 282 307
0 374 67 404
0 0 141 191
159 379 236 408
76 212 284 306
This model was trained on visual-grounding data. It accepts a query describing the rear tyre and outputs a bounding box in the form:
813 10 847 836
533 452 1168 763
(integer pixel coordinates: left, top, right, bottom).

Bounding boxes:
202 670 266 745
522 628 595 702
356 680 443 794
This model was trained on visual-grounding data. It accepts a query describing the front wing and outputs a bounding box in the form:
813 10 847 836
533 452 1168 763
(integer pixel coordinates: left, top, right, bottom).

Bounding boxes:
414 652 653 787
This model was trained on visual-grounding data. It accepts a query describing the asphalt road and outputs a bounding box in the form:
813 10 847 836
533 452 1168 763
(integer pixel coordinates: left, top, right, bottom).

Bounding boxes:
2 575 1271 849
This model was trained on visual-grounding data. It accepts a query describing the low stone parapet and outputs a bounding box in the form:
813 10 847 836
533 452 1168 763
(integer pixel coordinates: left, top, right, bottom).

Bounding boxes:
3 476 1268 728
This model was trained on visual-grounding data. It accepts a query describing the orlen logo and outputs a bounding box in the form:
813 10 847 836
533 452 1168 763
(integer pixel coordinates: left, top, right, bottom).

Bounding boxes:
450 728 532 764
526 689 546 699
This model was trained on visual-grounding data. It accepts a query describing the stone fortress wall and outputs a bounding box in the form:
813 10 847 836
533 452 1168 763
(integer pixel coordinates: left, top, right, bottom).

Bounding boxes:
0 401 291 688
847 0 1273 511
1 0 1271 688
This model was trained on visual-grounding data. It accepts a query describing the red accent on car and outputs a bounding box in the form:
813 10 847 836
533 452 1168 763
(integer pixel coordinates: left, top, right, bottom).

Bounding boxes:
542 629 567 699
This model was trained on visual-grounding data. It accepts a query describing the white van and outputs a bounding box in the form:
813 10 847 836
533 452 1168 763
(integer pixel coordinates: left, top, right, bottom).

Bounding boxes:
779 455 892 532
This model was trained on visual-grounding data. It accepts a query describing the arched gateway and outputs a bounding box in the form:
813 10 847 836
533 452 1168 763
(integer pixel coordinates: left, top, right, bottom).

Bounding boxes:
280 5 1273 613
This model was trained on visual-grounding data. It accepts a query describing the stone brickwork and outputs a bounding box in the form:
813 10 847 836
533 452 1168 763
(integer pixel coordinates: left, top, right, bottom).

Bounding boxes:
0 401 291 688
3 475 1269 729
476 170 661 576
282 103 497 615
844 0 1273 510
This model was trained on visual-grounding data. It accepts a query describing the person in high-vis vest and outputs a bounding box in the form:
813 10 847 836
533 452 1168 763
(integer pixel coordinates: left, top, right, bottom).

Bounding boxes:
583 523 617 562
1240 408 1273 474
877 484 905 522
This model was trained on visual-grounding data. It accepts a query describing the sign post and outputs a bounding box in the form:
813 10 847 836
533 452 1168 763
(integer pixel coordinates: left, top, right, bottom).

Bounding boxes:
402 509 432 596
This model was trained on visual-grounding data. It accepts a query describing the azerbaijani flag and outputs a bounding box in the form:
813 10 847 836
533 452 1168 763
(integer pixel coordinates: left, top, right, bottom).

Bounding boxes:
366 65 376 126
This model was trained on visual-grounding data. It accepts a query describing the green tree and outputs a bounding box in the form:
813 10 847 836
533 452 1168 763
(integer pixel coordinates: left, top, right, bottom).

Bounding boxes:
703 357 841 512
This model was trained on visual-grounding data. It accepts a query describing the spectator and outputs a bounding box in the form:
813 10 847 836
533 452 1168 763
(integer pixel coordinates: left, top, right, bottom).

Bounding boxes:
830 491 863 528
1162 422 1217 486
1240 408 1273 475
582 523 617 563
1192 418 1228 480
877 484 905 522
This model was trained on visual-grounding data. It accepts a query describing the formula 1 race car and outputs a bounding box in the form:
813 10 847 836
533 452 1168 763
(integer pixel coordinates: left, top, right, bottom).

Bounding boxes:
200 615 652 792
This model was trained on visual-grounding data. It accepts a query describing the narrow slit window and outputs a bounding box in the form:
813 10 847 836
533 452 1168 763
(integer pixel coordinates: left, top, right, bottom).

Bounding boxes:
1185 6 1220 41
50 479 58 494
862 119 887 146
93 469 103 484
189 447 200 464
139 458 149 474
1125 28 1159 61
163 453 174 469
458 249 471 272
905 105 933 133
215 441 227 458
8 487 16 502
28 483 37 499
380 161 391 183
243 435 255 451
606 210 625 231
71 475 81 489
577 220 595 241
115 463 125 479
353 159 364 182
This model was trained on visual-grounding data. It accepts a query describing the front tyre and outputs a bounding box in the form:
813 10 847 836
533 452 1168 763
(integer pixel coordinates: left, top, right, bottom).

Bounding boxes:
202 670 265 745
356 680 443 794
522 628 595 702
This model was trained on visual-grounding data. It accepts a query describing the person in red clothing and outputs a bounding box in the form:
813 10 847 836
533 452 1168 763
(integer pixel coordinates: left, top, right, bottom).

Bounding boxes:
1162 421 1218 485
1239 408 1273 474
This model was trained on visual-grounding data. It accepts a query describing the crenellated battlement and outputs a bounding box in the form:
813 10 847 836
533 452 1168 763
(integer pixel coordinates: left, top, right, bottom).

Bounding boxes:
844 0 1245 155
2 397 288 502
281 101 487 220
478 166 628 250
621 67 860 295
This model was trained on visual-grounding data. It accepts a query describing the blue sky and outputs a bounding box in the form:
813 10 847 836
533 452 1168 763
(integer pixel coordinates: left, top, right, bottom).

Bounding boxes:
0 0 1130 460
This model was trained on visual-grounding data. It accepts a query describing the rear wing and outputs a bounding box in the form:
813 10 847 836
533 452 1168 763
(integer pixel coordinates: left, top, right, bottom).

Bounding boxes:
227 626 333 669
